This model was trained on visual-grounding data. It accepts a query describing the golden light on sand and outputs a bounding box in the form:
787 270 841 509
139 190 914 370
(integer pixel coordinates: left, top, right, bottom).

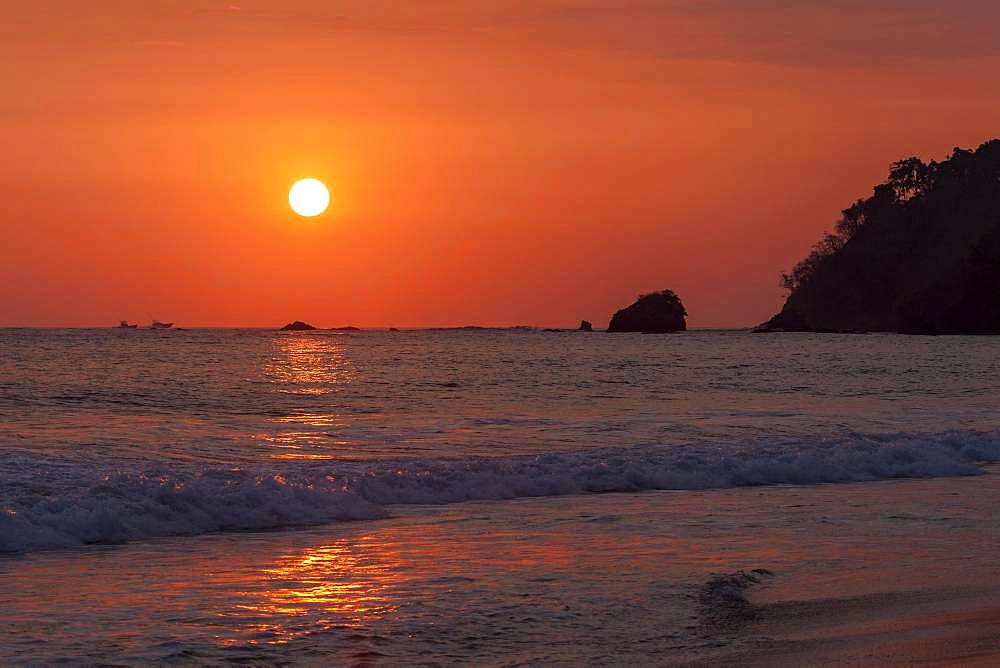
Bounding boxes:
288 178 330 217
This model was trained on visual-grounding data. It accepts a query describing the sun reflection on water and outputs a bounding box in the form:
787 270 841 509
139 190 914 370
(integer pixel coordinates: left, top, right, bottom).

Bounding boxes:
260 335 360 458
263 335 359 394
225 536 399 645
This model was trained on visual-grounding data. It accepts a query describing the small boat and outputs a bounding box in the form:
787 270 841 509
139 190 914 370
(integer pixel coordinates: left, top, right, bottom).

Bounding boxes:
118 320 138 329
151 320 174 329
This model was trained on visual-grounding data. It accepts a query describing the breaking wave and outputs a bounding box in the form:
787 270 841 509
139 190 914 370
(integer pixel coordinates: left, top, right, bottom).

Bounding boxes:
3 429 999 553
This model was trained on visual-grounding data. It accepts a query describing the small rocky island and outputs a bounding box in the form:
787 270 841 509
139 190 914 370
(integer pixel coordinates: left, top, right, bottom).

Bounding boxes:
607 290 687 333
760 140 1000 334
280 321 316 331
578 320 593 332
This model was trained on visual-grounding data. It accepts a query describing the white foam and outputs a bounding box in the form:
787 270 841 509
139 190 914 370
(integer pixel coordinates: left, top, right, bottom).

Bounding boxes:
0 464 385 553
3 429 999 553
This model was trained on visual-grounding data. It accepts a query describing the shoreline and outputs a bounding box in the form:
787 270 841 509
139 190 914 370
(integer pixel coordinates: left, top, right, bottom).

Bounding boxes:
5 432 1000 554
696 467 1000 666
710 587 1000 666
5 471 1000 663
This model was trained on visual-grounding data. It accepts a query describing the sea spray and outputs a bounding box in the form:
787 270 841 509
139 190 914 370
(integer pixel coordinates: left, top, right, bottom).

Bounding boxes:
3 428 1000 553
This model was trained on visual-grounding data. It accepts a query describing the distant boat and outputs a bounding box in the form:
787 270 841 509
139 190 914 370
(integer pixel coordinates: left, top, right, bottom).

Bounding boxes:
151 320 174 329
118 320 138 329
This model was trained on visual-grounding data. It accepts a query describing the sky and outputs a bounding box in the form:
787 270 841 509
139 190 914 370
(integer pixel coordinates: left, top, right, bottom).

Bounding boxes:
2 1 1000 328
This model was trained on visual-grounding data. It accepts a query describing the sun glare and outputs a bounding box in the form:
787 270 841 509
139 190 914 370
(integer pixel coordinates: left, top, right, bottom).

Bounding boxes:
289 178 330 217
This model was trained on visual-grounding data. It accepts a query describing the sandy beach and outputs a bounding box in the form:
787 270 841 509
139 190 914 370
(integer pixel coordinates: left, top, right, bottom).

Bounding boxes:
704 468 1000 666
728 590 1000 666
4 467 999 664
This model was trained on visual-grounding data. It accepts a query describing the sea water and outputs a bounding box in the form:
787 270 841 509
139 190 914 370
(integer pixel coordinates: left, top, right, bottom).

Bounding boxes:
2 328 1000 662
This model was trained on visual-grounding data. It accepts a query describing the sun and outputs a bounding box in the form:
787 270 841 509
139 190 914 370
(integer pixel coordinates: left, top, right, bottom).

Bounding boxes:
288 178 330 217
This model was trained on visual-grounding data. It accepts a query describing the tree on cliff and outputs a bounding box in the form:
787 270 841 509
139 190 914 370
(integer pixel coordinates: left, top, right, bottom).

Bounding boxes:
765 140 1000 333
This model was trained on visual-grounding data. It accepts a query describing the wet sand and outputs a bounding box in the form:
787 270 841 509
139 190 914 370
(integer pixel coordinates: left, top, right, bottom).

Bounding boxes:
719 589 1000 666
3 470 999 664
707 467 1000 666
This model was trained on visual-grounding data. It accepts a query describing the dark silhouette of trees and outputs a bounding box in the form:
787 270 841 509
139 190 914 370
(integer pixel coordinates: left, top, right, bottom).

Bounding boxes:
635 289 687 316
888 157 935 201
779 157 937 294
764 140 1000 333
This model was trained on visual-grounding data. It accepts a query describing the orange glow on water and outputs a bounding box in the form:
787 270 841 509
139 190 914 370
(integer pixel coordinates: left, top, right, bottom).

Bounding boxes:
231 537 400 643
264 335 358 393
259 335 361 458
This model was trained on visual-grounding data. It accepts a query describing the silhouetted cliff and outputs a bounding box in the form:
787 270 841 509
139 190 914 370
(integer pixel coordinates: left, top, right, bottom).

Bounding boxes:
608 290 687 333
761 140 1000 334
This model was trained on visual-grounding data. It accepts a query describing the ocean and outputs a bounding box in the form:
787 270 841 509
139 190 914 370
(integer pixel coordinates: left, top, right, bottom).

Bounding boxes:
2 328 1000 663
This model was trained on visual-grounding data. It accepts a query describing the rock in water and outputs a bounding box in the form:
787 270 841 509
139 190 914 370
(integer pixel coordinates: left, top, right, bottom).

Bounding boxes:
280 321 316 331
578 320 593 332
607 290 687 333
760 140 1000 334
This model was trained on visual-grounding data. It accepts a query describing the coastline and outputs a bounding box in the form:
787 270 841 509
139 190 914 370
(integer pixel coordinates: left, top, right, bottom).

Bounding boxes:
700 466 1000 666
719 588 1000 666
5 469 1000 663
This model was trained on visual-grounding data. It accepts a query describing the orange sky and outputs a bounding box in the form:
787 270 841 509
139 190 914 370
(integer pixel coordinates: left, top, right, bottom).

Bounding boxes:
3 1 1000 327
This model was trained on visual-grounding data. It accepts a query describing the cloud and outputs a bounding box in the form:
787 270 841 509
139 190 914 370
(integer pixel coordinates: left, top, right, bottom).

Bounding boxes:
512 0 1000 67
58 1 1000 69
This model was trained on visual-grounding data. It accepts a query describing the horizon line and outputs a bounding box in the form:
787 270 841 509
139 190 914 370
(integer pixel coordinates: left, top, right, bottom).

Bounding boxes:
0 324 756 331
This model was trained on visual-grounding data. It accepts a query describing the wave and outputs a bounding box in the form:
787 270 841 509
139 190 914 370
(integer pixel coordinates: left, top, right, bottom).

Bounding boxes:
3 429 999 553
